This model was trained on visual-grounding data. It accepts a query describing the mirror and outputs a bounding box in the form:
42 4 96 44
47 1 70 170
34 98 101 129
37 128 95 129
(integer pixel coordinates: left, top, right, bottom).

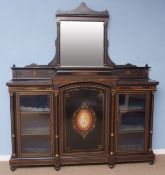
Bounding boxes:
60 21 104 67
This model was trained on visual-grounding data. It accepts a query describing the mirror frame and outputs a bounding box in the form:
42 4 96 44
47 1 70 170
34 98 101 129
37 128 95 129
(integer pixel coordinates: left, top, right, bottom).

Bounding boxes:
49 2 114 68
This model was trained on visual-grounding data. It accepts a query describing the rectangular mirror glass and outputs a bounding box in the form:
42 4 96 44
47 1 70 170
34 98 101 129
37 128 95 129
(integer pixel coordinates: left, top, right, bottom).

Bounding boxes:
60 21 104 67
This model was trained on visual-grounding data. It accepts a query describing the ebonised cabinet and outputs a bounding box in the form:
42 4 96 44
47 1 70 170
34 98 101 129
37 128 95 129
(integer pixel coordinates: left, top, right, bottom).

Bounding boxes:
7 3 159 171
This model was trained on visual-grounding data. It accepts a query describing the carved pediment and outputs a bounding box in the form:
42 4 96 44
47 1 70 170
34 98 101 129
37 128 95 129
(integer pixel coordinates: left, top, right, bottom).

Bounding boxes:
56 2 109 17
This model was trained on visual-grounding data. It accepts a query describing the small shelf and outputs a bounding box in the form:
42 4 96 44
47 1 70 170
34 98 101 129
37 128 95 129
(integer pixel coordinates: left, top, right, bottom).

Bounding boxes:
21 133 50 136
118 144 144 151
20 111 50 115
118 130 144 134
118 125 144 133
119 109 145 113
20 106 50 113
22 147 50 153
21 127 50 135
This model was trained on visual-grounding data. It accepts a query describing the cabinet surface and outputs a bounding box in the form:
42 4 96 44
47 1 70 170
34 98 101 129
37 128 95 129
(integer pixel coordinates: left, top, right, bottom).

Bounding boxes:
7 2 158 171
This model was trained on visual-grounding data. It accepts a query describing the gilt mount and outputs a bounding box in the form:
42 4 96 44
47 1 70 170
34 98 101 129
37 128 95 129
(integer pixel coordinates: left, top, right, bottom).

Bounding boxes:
6 2 159 171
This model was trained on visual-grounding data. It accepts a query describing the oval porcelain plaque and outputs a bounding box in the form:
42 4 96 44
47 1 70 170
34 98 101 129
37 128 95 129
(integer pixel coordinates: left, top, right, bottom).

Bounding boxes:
76 110 92 131
72 103 96 139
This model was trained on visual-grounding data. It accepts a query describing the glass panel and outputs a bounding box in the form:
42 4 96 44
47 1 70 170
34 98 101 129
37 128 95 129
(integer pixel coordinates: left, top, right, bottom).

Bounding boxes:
117 132 144 151
64 88 105 152
118 94 146 132
19 95 51 155
20 95 50 112
21 113 50 135
119 94 146 111
119 111 145 132
60 21 104 67
21 135 51 154
117 93 146 152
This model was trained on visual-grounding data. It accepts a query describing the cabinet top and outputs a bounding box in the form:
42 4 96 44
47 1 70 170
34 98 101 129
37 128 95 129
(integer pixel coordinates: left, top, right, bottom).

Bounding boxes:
7 3 159 87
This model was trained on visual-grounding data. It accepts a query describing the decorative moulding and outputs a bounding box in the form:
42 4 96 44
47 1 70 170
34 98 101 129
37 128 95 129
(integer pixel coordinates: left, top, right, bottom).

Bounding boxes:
56 2 109 17
0 150 165 161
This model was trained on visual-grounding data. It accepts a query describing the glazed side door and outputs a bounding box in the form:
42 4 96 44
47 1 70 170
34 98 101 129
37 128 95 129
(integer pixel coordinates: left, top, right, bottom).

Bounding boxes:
115 91 150 154
15 92 54 157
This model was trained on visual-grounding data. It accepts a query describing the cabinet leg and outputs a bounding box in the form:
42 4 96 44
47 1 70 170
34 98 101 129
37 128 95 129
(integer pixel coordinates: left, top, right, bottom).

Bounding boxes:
109 163 115 169
55 166 61 171
10 166 16 171
149 160 155 165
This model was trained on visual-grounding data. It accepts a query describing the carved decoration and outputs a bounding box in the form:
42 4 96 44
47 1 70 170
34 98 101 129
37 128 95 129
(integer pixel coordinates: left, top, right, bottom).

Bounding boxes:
6 2 159 170
56 2 109 17
117 85 156 91
9 87 53 92
72 103 96 139
53 75 118 82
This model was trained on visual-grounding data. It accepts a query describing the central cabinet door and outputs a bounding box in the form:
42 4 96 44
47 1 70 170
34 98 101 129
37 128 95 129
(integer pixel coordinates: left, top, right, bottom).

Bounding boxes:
60 84 109 155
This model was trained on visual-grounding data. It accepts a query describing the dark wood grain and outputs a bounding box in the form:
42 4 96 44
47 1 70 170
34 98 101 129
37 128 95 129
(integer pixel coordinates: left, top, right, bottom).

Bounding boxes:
6 2 159 171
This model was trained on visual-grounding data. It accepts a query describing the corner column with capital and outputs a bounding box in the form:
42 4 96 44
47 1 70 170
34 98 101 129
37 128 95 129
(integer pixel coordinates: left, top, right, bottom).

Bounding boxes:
148 90 156 165
9 89 17 171
109 89 116 168
54 91 60 171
